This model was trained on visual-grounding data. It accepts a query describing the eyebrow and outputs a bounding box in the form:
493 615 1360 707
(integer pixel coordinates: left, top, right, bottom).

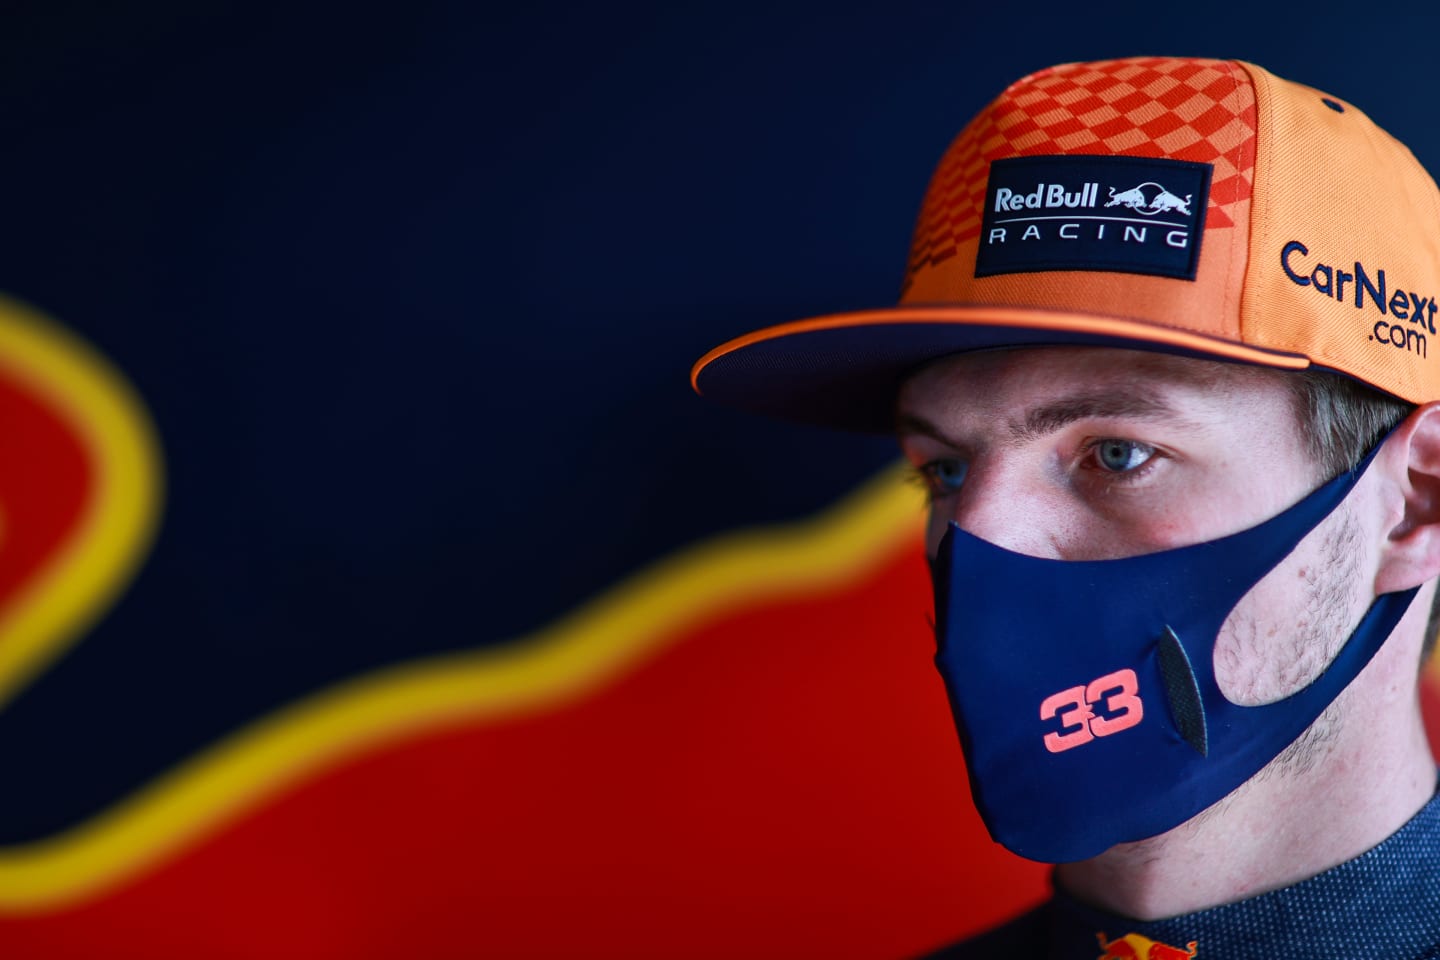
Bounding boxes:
896 389 1188 448
1009 391 1179 444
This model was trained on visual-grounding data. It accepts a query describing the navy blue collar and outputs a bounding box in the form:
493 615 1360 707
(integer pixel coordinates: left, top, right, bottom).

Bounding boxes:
1044 779 1440 959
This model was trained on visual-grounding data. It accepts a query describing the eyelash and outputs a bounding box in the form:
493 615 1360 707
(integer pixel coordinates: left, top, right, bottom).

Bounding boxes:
1078 437 1161 484
906 459 966 503
905 438 1162 503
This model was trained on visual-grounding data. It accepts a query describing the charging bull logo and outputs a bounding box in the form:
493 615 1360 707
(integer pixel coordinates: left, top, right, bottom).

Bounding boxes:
1105 182 1193 217
1097 931 1198 960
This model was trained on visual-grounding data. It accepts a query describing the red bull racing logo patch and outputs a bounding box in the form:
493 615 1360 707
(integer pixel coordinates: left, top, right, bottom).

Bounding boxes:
1096 931 1197 960
976 154 1211 281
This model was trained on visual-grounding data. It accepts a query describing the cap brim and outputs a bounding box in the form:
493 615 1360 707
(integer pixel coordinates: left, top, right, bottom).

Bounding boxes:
691 305 1311 433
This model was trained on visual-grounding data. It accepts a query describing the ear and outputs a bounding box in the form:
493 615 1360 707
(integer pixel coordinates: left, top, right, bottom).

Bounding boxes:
1375 402 1440 595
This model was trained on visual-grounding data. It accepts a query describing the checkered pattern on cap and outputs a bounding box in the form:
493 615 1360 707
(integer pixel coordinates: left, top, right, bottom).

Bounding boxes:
904 57 1258 292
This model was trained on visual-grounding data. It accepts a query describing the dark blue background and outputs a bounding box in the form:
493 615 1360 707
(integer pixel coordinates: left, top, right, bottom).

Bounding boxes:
3 0 1437 842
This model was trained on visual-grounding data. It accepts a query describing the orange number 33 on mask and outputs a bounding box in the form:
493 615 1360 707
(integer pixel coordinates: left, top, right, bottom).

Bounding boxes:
1040 669 1145 753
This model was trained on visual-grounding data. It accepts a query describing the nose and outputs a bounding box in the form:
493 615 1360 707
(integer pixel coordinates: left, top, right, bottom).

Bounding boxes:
928 462 1077 560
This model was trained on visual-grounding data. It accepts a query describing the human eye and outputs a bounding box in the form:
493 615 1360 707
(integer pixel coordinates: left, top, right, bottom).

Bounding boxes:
908 457 968 500
1084 438 1158 477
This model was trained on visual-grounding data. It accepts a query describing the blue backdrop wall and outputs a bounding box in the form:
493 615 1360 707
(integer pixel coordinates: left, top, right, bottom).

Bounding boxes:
1 0 1436 864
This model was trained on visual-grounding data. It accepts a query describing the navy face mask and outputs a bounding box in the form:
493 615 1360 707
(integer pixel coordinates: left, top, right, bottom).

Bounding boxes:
930 437 1417 863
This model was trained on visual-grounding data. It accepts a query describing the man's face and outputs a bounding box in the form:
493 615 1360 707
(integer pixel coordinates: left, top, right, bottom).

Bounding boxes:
896 346 1379 709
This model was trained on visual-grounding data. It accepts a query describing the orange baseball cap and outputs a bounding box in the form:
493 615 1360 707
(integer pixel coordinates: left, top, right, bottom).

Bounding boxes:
691 57 1440 432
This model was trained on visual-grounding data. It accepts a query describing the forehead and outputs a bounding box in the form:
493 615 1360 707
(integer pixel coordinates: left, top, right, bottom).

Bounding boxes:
895 346 1298 432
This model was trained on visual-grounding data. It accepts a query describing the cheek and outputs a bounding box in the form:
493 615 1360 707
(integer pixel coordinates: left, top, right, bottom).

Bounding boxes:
1069 503 1221 561
1136 485 1284 548
1213 510 1369 706
925 496 1206 562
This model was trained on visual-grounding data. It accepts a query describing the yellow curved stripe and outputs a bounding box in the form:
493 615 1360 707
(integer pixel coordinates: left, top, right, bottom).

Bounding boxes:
0 294 163 711
0 464 927 912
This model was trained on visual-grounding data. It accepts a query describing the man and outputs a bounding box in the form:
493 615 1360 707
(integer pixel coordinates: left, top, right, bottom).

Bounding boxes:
692 58 1440 958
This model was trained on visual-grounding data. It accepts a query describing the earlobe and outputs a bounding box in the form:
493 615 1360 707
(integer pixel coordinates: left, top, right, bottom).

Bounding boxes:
1375 402 1440 594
